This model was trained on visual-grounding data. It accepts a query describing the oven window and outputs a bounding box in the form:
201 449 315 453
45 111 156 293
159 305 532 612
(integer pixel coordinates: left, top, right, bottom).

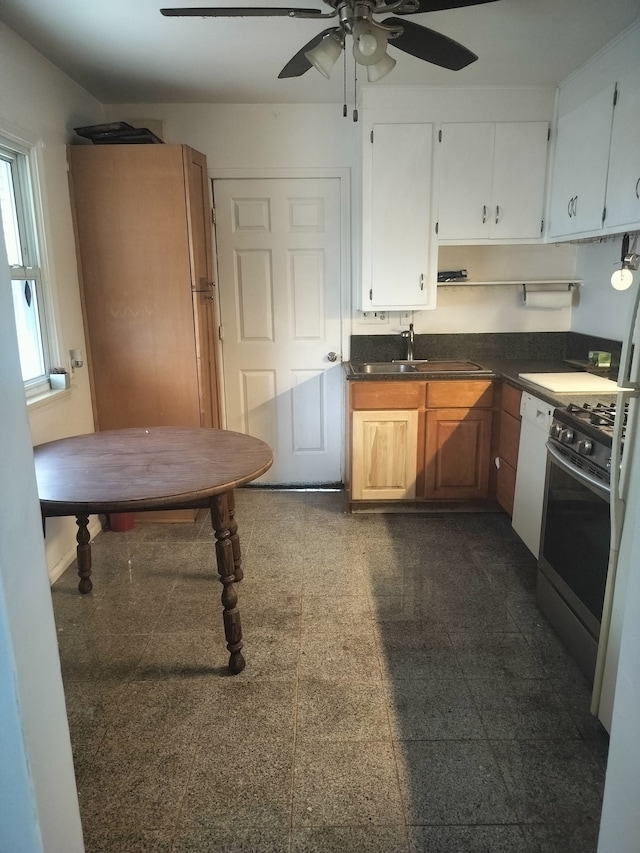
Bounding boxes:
541 458 610 627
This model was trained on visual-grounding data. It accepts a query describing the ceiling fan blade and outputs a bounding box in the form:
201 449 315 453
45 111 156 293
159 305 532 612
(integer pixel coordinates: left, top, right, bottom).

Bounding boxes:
384 18 477 70
278 27 341 78
160 7 326 18
394 0 498 14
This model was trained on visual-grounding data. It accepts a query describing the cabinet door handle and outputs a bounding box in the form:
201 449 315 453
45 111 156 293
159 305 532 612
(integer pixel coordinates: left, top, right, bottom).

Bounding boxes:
419 273 424 291
574 195 578 217
568 197 574 217
482 205 487 224
635 177 640 200
495 205 500 224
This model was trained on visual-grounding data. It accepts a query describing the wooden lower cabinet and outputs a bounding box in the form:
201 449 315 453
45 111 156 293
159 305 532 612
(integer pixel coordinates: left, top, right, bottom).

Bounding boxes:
424 408 493 500
348 378 498 507
351 409 419 500
495 383 522 515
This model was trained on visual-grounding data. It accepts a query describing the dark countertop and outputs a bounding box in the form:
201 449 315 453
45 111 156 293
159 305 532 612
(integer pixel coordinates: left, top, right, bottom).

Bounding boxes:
345 358 620 410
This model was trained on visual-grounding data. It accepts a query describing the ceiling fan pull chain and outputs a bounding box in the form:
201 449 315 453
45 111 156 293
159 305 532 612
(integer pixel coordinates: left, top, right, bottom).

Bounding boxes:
353 58 358 122
343 48 347 117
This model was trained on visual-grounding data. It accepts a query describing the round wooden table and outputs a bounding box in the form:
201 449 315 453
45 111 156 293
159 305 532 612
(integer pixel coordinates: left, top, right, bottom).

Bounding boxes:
34 427 273 674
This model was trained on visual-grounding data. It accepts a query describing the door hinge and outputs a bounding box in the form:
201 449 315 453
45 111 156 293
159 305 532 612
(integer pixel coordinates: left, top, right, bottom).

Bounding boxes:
370 130 374 143
613 83 618 108
218 325 224 341
438 129 442 143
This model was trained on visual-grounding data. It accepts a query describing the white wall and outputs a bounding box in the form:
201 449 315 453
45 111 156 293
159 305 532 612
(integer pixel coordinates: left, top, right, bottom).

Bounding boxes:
571 237 635 343
0 22 104 580
0 216 83 852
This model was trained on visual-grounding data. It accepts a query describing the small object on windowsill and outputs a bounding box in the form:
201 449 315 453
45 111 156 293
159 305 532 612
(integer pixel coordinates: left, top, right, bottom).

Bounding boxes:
49 369 70 390
437 269 468 282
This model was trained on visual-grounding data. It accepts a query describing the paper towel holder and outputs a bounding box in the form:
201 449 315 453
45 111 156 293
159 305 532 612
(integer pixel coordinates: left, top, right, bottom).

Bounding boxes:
522 282 576 304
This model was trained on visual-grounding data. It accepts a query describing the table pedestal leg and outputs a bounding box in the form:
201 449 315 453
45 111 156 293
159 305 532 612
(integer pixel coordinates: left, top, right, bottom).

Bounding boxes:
75 514 93 594
227 489 243 582
211 493 245 674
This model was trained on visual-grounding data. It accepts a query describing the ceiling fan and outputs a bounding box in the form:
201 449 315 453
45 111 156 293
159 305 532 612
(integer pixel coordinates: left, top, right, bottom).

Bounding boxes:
160 1 498 83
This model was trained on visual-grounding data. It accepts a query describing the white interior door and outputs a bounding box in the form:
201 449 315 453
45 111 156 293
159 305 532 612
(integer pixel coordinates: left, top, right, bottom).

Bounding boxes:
214 177 344 485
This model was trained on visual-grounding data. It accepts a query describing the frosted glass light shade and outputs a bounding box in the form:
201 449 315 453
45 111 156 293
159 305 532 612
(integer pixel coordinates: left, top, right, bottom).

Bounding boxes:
305 33 343 78
366 52 396 82
352 21 388 66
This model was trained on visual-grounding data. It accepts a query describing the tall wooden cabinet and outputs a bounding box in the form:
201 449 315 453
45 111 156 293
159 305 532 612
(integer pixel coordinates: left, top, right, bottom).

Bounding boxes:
68 144 220 432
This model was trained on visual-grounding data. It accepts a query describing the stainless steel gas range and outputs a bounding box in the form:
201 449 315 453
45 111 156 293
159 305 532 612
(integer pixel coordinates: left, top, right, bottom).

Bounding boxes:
537 400 626 682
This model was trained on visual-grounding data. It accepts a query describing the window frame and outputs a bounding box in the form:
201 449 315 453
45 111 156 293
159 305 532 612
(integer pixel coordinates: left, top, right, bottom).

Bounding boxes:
1 127 60 398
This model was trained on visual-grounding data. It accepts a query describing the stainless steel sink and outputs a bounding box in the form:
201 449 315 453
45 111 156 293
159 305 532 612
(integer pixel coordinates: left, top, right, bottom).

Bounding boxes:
361 362 416 373
356 360 491 375
397 360 488 373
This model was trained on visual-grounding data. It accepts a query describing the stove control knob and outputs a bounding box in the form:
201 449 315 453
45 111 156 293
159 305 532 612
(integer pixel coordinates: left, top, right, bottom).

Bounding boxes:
577 439 593 456
550 423 563 440
560 428 575 445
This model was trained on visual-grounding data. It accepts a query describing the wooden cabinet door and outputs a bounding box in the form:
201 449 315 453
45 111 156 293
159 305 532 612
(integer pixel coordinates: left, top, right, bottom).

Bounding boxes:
548 85 615 238
424 408 493 500
351 410 419 501
605 66 640 231
184 148 220 428
363 123 437 310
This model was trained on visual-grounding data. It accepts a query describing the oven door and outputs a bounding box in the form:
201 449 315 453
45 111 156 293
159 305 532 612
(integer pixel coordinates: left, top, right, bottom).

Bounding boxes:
538 442 611 650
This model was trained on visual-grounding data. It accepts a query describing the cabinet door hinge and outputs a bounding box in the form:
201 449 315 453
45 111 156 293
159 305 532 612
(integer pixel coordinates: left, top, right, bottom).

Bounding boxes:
370 130 374 143
602 206 607 224
613 83 618 108
218 325 224 341
547 127 551 142
369 288 373 302
438 129 442 143
435 221 439 235
540 219 544 235
211 207 216 225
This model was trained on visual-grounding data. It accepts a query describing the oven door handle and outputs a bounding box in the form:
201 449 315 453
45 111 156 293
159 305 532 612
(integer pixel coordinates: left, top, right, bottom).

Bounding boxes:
545 442 611 501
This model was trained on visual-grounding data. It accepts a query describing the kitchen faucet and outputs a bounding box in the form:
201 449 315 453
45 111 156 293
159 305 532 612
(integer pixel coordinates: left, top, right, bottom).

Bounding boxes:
401 323 414 361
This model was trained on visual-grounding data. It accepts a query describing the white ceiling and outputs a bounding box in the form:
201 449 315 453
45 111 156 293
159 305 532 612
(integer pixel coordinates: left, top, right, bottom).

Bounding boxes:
1 0 639 104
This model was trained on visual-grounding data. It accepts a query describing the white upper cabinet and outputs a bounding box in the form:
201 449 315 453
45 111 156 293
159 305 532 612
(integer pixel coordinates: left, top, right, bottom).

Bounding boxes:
362 122 437 311
438 122 549 242
604 65 640 231
548 85 616 239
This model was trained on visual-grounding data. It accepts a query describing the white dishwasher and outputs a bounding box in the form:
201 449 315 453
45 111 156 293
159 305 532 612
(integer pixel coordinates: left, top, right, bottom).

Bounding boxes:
512 392 555 558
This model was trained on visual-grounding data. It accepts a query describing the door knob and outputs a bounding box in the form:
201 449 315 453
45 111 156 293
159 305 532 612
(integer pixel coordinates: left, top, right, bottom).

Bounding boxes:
327 352 339 362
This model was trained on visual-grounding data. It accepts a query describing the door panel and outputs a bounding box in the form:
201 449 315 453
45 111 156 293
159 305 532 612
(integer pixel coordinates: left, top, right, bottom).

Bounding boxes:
214 177 343 484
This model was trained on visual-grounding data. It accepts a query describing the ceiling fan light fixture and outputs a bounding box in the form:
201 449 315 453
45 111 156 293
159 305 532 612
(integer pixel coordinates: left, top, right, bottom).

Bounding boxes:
366 52 396 82
352 21 388 66
304 32 344 78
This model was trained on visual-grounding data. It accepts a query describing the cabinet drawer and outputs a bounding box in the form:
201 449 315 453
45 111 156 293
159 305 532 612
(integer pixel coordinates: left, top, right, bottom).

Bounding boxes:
426 380 494 409
499 410 521 470
501 383 522 420
351 381 424 410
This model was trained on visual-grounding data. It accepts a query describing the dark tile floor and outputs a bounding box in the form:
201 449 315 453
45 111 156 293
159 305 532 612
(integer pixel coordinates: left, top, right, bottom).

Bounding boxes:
51 490 608 852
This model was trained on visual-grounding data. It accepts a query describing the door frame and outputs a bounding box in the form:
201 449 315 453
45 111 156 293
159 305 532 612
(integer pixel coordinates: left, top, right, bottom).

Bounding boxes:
209 166 352 483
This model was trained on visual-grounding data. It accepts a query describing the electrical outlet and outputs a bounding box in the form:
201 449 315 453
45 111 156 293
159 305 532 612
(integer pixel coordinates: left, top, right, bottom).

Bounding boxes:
399 310 413 326
361 310 388 324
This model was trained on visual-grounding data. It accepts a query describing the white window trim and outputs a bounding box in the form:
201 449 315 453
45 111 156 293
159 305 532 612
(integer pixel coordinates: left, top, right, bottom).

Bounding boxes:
1 121 63 398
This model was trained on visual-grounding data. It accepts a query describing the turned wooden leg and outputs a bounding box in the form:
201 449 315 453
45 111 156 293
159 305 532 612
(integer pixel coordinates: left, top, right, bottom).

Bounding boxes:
75 514 93 594
211 493 245 674
227 489 243 582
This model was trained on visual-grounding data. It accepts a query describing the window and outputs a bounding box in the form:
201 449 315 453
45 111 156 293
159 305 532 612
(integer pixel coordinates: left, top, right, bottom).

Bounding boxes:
0 137 52 394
